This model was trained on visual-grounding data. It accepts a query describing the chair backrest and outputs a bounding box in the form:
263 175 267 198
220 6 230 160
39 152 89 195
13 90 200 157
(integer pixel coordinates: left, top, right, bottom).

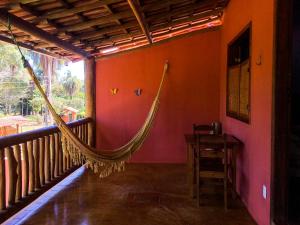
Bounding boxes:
193 124 214 135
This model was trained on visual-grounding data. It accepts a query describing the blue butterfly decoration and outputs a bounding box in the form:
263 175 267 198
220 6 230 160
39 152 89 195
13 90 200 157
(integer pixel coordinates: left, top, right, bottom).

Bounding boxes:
134 88 142 96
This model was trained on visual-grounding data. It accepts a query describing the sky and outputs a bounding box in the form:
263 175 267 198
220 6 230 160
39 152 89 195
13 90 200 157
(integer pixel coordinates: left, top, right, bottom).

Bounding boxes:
63 60 85 81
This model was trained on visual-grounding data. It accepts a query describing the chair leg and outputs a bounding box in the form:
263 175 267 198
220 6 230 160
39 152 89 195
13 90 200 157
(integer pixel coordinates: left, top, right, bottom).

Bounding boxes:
196 149 200 207
191 147 196 198
224 144 228 211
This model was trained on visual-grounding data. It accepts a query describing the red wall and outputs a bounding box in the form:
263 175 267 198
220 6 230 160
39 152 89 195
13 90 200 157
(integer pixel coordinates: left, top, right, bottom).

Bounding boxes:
219 0 274 224
96 31 221 163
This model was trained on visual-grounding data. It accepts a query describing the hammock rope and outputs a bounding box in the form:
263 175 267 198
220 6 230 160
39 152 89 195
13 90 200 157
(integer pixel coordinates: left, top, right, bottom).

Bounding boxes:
3 20 168 177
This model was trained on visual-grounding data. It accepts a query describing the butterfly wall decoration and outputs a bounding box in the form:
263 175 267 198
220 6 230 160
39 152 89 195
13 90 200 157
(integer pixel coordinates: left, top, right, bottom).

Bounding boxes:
134 88 142 96
110 88 118 95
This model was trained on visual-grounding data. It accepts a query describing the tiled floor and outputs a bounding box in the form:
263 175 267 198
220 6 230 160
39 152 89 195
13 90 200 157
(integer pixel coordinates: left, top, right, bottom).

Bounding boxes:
4 164 256 225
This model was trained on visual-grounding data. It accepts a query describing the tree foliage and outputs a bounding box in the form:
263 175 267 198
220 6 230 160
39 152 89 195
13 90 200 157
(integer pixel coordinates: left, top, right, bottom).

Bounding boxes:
62 71 81 99
0 42 85 122
0 43 29 114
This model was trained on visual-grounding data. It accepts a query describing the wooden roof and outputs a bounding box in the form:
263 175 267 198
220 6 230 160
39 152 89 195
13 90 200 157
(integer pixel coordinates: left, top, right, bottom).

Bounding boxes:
0 0 229 61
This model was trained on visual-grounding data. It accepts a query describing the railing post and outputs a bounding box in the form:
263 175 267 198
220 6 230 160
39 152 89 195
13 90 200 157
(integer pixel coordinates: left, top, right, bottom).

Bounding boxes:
45 136 50 183
0 118 88 223
13 145 22 202
39 137 45 186
27 140 35 193
58 133 63 175
21 142 29 197
50 134 55 179
6 147 17 206
33 139 41 190
54 133 59 177
0 148 5 210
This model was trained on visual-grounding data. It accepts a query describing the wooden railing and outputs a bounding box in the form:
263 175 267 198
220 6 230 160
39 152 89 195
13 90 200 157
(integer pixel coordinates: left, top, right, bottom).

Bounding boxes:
0 117 93 222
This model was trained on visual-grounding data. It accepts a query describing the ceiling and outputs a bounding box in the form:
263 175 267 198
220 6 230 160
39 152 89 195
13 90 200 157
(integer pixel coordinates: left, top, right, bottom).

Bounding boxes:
0 0 229 61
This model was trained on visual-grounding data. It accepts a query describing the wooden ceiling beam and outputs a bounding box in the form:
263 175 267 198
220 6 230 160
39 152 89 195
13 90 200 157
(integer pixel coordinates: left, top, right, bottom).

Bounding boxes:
0 34 61 58
59 11 133 32
40 0 122 20
127 0 152 44
151 18 220 39
146 1 221 23
142 0 193 12
103 4 128 34
149 9 222 32
84 30 142 48
73 21 138 41
0 9 91 58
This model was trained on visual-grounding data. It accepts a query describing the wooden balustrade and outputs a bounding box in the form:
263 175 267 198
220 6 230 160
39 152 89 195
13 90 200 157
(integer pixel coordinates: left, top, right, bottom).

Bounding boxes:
0 118 93 223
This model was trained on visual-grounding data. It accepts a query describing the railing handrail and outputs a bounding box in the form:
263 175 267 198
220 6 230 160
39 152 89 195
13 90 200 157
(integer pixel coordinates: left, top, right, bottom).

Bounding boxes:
0 117 93 149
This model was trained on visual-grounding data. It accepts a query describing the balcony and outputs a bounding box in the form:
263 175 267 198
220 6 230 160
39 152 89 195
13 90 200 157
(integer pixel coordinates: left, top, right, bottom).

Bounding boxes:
0 118 92 223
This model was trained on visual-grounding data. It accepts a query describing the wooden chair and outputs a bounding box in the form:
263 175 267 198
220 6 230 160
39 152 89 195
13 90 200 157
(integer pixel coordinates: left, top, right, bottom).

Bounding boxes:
195 133 230 210
191 124 215 197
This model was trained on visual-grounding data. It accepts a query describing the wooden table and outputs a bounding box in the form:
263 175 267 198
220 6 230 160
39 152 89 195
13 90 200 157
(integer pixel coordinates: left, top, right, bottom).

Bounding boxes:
185 134 242 198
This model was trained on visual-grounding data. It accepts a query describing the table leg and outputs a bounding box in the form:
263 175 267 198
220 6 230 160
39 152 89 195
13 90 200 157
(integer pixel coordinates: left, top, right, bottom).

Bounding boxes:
196 147 200 206
187 143 195 198
231 146 237 199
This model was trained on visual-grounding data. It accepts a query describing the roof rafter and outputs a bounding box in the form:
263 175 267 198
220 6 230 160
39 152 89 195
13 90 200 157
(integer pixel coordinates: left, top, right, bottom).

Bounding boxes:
40 0 122 20
0 8 91 58
127 0 152 44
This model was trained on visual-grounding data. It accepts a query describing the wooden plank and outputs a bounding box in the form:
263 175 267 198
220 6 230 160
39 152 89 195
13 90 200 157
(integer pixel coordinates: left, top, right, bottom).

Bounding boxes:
0 9 91 58
27 140 35 193
146 1 218 22
41 0 122 20
73 21 138 41
44 136 50 183
149 9 222 32
21 143 29 197
13 145 22 202
54 133 59 177
127 0 152 43
6 147 17 206
59 11 133 32
33 139 41 190
0 35 61 59
0 148 5 210
58 133 63 175
49 134 55 180
0 118 92 149
39 137 45 186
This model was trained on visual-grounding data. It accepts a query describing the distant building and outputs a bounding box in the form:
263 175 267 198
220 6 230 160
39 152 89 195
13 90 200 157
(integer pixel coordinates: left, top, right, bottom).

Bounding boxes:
61 106 79 123
0 116 35 136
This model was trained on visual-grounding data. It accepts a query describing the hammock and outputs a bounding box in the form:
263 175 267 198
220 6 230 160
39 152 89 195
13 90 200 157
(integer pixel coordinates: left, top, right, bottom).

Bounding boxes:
1 19 168 177
23 59 168 177
1 19 170 178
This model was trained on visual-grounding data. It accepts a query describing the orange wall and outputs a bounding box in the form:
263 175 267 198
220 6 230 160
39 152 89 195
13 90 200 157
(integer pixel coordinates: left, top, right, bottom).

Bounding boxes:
96 31 221 163
219 0 274 224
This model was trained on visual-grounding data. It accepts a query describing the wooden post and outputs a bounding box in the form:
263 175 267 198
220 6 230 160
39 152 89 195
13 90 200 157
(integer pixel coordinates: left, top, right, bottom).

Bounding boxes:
39 137 45 186
6 147 17 206
84 58 96 147
33 139 41 190
13 145 22 202
59 134 63 175
0 148 5 210
21 143 29 197
50 134 55 179
54 133 59 177
45 136 50 183
27 140 35 193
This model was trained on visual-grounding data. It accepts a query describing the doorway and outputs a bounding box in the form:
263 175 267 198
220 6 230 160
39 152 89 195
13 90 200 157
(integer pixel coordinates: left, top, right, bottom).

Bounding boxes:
272 0 300 224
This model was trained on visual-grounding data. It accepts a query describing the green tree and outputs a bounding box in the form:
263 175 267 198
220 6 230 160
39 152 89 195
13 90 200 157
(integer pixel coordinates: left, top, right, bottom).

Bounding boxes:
62 71 81 99
0 43 29 114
